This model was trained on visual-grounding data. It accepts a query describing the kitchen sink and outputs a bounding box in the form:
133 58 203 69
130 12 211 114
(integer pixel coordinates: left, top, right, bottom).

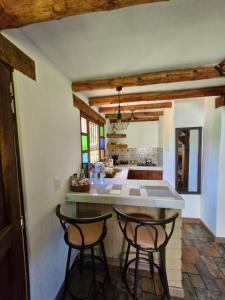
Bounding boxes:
137 163 157 166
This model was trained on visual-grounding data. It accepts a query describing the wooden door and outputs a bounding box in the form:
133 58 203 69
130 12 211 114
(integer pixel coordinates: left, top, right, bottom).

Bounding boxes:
0 60 28 300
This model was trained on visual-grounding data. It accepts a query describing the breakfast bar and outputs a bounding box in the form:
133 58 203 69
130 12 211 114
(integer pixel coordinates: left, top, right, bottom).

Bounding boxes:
65 175 184 298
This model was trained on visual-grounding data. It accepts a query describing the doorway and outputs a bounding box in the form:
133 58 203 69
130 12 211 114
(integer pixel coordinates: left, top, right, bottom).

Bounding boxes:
0 60 29 300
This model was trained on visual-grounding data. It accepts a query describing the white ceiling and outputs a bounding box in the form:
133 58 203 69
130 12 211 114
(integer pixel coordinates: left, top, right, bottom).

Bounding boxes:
7 0 225 99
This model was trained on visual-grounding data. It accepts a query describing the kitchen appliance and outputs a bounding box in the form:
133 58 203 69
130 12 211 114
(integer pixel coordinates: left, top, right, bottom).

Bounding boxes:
112 155 119 165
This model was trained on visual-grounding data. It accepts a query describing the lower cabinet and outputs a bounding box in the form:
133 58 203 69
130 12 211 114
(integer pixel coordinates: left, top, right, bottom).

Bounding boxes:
127 170 163 180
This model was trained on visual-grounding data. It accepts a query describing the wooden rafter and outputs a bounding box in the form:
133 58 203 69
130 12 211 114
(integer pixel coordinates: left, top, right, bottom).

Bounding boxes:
0 34 35 80
215 95 225 108
105 111 163 119
73 95 106 124
89 85 225 106
0 0 168 29
110 116 159 122
72 64 225 92
99 102 172 113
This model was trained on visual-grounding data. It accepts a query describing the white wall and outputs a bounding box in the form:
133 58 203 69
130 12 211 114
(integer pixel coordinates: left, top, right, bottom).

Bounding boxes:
159 105 175 185
217 107 225 237
108 121 159 148
160 98 225 235
174 99 204 128
201 98 222 234
4 31 81 300
174 99 204 218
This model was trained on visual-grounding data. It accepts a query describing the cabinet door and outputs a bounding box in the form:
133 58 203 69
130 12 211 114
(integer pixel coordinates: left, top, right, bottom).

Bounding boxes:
127 170 163 180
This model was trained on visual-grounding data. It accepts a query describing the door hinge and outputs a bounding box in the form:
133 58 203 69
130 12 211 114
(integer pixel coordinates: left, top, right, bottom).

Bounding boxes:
20 216 24 228
9 81 14 97
10 99 15 114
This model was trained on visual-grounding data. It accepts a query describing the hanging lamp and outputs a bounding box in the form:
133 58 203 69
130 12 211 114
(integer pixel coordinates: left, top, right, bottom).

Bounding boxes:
110 86 129 133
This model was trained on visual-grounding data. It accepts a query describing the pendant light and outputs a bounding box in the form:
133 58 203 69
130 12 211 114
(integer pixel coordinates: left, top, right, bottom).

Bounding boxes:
110 86 129 133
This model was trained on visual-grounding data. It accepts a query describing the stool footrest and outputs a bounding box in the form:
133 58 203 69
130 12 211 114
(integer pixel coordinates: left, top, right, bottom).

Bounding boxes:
66 254 108 300
123 255 166 300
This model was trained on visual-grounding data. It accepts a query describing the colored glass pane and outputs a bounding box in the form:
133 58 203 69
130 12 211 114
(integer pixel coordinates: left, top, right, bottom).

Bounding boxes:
90 150 99 163
100 137 105 149
81 117 87 133
89 121 99 150
82 135 88 151
100 126 104 137
100 150 105 159
82 153 89 163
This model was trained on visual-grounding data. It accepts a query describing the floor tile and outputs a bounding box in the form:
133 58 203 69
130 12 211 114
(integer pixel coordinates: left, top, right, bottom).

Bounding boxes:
182 262 199 274
183 245 200 263
189 274 205 288
56 222 225 300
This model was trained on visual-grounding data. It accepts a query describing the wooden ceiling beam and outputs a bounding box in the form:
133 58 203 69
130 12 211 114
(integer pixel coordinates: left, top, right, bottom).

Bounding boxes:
72 60 225 92
99 102 172 113
110 117 159 123
0 0 168 29
0 34 36 80
73 95 106 124
105 111 164 119
215 95 225 108
89 85 225 106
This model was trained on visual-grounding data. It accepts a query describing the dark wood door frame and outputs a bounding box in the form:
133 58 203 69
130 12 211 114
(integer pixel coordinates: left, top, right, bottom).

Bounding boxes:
0 60 29 300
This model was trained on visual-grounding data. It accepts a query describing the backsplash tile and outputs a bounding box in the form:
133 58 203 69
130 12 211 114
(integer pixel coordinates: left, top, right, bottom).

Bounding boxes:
106 147 163 166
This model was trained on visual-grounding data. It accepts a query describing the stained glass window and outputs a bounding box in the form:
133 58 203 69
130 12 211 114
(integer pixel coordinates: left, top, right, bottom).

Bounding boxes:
81 117 87 133
100 137 105 149
100 126 104 137
80 115 105 164
89 121 99 163
81 135 88 151
100 150 105 160
82 153 89 164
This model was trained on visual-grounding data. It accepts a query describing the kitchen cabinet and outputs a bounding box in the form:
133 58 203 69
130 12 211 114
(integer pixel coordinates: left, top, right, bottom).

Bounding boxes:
127 169 163 180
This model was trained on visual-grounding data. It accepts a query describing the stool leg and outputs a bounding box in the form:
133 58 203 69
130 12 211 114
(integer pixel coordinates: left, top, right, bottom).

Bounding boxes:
101 240 110 280
122 243 130 279
134 249 139 300
63 246 72 300
79 249 84 273
91 247 97 300
160 250 170 300
149 252 156 294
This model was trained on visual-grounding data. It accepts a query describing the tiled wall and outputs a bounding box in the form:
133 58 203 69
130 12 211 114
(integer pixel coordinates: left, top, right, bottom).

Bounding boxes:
107 147 163 166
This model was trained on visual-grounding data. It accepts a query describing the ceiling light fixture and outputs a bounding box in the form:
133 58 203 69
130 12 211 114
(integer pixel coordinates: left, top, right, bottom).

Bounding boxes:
109 86 129 133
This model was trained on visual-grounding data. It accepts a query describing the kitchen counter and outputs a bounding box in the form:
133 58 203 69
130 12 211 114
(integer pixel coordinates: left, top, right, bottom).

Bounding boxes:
66 178 184 209
65 176 184 298
114 164 163 179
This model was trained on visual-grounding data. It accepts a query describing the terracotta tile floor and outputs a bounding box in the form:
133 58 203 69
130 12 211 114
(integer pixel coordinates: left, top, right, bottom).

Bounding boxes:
57 222 225 300
181 222 225 300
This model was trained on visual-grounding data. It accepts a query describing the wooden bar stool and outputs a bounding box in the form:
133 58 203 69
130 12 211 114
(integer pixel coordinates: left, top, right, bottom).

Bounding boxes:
113 208 178 300
56 204 112 300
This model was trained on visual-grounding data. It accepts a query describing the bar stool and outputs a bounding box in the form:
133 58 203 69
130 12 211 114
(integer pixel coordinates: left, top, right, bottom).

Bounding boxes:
113 208 178 300
56 204 112 300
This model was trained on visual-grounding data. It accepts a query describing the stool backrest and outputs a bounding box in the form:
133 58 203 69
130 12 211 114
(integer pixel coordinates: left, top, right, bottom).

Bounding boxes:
113 208 178 251
56 204 112 248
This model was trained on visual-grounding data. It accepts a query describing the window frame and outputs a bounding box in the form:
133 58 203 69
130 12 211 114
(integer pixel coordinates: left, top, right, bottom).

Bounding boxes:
80 113 105 165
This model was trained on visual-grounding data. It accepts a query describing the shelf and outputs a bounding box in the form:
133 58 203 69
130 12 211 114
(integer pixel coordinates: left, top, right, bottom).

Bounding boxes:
107 143 128 150
107 133 127 138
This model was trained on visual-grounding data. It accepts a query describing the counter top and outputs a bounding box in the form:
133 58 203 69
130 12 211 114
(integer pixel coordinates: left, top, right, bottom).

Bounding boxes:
66 178 184 209
114 165 163 179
